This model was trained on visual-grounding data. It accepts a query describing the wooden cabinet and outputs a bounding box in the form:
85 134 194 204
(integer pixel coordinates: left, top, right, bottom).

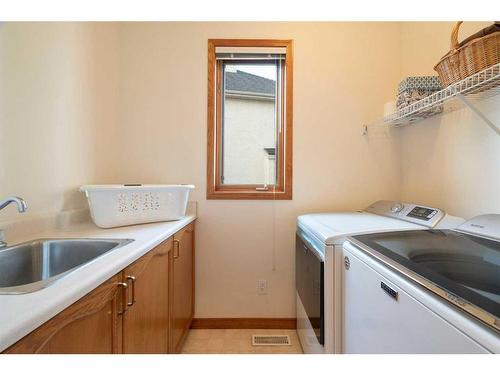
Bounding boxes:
122 238 171 354
4 221 195 354
5 273 125 354
170 222 195 353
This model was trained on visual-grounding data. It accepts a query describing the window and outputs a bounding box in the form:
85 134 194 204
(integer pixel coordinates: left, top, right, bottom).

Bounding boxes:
207 39 293 200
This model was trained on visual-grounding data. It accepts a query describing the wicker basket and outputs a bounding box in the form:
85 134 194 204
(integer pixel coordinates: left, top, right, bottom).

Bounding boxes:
434 22 500 87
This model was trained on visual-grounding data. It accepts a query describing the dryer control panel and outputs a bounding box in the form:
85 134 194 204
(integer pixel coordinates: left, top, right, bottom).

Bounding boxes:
365 200 445 228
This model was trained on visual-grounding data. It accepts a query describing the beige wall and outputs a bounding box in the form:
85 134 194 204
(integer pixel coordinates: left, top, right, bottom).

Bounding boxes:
397 22 500 218
0 22 403 318
0 22 120 222
5 22 496 319
117 22 402 318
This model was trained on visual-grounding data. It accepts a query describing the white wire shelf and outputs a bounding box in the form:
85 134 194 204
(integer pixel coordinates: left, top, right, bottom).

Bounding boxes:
364 63 500 135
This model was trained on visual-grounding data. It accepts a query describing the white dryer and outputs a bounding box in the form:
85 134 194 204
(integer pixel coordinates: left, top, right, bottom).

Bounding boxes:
295 200 464 354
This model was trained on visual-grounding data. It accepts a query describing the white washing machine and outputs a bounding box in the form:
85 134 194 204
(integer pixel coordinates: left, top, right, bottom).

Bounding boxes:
295 200 464 354
343 215 500 353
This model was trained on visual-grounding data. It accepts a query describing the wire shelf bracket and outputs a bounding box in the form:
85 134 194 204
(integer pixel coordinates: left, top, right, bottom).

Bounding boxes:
455 93 500 136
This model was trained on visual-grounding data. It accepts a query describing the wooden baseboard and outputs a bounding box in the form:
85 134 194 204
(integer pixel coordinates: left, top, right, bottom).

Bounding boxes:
190 318 296 330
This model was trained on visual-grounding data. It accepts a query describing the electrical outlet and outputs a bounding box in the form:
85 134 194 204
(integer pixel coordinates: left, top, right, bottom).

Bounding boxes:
257 279 268 295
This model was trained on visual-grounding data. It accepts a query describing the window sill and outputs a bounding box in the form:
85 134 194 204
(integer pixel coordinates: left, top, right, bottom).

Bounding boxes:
206 189 292 200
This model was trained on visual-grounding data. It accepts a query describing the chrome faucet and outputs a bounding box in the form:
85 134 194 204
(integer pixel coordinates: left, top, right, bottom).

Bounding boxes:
0 196 28 248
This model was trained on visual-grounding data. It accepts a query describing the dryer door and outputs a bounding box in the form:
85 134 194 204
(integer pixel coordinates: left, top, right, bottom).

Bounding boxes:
296 232 324 346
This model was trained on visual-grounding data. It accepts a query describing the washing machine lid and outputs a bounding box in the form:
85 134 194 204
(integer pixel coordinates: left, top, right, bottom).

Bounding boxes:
348 224 500 330
297 212 426 246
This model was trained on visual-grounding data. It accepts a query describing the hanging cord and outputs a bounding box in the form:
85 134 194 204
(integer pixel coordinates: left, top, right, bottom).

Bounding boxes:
272 184 277 272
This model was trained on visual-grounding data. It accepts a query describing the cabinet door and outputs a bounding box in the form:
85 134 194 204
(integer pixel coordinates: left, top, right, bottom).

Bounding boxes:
122 238 172 354
171 222 195 353
5 273 125 354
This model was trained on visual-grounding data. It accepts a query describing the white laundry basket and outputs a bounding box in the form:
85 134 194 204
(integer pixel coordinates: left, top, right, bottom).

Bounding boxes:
80 184 195 228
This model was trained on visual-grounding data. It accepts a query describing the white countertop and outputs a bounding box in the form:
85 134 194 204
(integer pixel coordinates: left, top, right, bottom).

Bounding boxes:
0 215 196 352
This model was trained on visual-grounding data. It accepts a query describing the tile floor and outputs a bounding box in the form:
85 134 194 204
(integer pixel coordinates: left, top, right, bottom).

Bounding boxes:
181 329 303 354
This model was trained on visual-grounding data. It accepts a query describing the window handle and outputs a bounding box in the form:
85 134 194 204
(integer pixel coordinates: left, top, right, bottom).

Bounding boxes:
255 185 269 191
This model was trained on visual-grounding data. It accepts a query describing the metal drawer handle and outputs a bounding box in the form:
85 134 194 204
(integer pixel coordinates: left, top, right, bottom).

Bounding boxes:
126 276 136 306
117 282 128 315
173 239 180 259
381 281 398 301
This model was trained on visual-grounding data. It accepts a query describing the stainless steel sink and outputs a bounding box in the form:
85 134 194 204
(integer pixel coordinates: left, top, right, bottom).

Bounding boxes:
0 238 133 294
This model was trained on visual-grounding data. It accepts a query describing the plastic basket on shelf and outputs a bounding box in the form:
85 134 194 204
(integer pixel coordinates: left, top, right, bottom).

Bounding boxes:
80 184 195 228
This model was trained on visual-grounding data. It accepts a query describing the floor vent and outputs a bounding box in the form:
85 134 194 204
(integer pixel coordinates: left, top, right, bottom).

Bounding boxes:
252 335 291 346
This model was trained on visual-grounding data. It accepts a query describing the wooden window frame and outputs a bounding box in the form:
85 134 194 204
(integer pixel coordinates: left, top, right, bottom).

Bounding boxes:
207 39 293 200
